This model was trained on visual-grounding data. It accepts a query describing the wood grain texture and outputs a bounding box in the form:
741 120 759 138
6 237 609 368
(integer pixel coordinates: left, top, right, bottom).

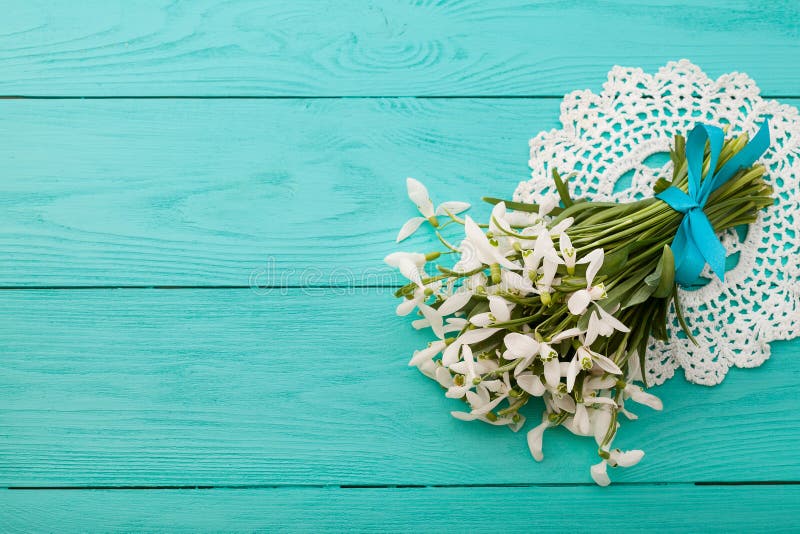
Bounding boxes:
3 485 800 532
1 0 798 96
3 97 799 287
0 97 550 286
1 289 798 487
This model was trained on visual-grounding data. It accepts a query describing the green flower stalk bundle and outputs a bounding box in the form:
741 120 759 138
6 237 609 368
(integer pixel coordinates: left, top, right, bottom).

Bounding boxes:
385 124 773 485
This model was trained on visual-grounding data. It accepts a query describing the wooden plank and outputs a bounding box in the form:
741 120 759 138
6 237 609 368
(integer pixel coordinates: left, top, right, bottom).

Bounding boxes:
0 97 549 286
1 289 798 486
3 97 799 287
1 1 798 96
2 485 799 532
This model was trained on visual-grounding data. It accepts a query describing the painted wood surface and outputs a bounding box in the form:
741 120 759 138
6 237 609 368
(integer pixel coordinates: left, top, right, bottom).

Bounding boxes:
0 98 551 286
2 97 799 287
0 1 798 97
1 289 798 487
3 485 799 532
2 0 800 530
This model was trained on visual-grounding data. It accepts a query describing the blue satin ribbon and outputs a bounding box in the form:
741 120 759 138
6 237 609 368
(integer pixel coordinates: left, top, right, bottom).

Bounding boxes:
655 121 771 286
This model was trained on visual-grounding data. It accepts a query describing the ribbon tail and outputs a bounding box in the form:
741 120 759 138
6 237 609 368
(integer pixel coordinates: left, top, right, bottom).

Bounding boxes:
687 209 727 280
671 219 709 286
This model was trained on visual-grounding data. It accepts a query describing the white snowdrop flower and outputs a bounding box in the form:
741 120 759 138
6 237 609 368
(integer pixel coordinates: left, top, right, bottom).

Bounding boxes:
436 290 473 316
446 345 488 399
395 280 441 317
463 215 520 271
584 305 630 346
541 351 561 389
528 229 560 273
592 406 614 446
466 372 512 416
590 460 611 487
502 332 539 376
470 295 513 327
567 249 606 315
384 251 427 289
503 210 541 228
408 340 447 367
417 358 437 379
537 254 561 298
418 302 445 339
538 193 559 216
450 409 515 426
625 383 663 410
548 216 573 236
562 411 593 437
526 418 552 461
566 345 622 393
440 327 501 366
609 449 645 468
443 317 468 333
489 201 515 237
435 366 454 388
397 177 470 242
559 232 577 274
500 269 537 295
516 371 546 396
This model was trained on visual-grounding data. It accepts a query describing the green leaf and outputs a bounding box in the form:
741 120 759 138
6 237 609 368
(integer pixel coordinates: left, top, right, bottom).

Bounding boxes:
598 246 630 278
653 177 672 194
652 245 675 298
622 282 657 309
482 197 565 216
551 168 574 208
673 286 698 346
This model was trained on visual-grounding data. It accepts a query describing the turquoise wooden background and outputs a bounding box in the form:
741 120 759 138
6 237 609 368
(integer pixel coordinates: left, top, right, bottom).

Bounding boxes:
1 1 799 531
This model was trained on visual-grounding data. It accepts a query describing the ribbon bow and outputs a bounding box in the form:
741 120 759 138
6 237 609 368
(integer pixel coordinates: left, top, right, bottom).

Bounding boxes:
655 121 771 286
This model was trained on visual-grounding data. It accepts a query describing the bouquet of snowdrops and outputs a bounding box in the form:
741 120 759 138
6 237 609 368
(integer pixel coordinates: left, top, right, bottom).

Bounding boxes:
385 123 772 485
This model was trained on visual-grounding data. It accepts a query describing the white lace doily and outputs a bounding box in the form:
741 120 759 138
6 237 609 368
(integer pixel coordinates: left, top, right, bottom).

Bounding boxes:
515 60 800 386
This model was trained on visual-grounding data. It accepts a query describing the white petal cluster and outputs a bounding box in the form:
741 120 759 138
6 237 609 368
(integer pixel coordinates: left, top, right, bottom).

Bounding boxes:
386 180 662 486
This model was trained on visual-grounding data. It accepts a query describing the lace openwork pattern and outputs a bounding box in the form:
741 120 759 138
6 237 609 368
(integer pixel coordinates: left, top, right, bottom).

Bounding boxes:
515 60 800 386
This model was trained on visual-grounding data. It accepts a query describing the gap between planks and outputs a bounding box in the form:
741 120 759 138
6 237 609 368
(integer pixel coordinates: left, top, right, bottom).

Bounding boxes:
1 96 799 100
6 481 799 491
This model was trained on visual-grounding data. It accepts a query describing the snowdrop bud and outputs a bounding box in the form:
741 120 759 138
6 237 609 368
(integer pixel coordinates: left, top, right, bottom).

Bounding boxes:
590 460 611 486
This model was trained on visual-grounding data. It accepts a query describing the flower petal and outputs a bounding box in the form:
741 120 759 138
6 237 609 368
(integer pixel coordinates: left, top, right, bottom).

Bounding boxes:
543 357 561 388
408 340 447 367
611 449 645 468
458 327 501 345
436 201 470 216
437 291 472 316
526 421 550 461
418 302 444 339
503 332 539 359
592 353 623 375
590 460 611 486
396 217 426 242
566 357 581 392
517 373 546 396
628 385 663 410
406 177 434 218
567 289 591 315
581 249 605 285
